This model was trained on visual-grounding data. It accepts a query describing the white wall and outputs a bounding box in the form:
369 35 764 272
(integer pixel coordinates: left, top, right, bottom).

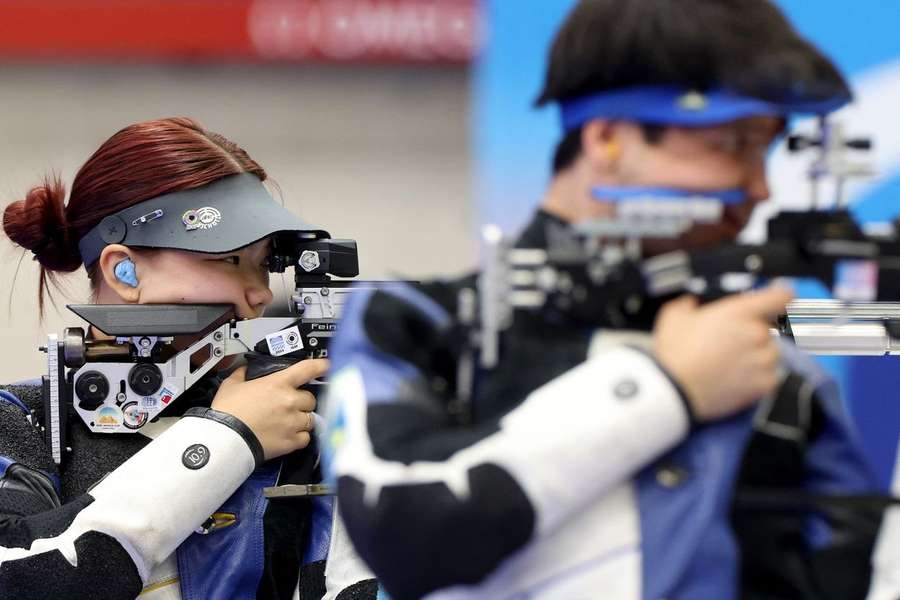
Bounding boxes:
0 64 474 382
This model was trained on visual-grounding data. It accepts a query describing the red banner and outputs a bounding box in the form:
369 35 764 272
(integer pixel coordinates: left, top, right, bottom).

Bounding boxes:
0 0 482 64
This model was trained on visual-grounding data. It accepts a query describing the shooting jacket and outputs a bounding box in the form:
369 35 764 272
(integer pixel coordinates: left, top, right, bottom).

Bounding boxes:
0 372 375 600
323 210 898 600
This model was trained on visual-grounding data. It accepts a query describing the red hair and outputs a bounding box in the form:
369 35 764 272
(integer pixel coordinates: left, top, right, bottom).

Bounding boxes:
2 117 267 314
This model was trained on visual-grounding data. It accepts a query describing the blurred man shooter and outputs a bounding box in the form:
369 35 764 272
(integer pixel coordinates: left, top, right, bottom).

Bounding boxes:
322 1 894 599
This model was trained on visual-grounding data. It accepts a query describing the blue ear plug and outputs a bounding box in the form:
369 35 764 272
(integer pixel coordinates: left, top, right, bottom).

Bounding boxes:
114 259 139 288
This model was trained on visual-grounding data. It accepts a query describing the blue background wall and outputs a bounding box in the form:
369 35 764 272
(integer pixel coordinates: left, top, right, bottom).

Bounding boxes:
473 0 900 485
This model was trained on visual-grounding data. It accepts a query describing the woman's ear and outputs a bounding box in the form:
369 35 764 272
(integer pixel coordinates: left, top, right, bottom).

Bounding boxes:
97 245 141 303
581 119 622 175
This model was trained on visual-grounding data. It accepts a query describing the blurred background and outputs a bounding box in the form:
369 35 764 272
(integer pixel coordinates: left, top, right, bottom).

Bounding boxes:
0 0 897 482
0 0 479 381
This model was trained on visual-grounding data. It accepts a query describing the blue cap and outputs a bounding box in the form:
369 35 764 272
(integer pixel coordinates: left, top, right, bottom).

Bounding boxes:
560 85 851 132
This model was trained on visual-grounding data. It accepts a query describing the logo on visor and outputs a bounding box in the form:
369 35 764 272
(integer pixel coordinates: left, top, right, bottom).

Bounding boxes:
677 91 708 111
182 207 222 231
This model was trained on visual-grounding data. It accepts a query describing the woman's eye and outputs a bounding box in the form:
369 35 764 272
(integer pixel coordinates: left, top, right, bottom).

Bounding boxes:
220 256 240 266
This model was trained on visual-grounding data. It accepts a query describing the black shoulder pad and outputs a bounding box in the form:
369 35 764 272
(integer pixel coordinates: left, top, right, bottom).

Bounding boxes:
339 463 534 599
0 399 56 477
1 384 43 420
363 290 463 388
0 530 142 600
0 494 91 549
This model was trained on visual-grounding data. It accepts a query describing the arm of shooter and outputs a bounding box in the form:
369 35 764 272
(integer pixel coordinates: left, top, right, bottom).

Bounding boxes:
322 284 692 599
0 387 263 599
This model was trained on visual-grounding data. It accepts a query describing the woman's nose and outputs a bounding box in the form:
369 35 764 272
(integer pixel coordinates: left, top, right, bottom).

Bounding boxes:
246 282 274 313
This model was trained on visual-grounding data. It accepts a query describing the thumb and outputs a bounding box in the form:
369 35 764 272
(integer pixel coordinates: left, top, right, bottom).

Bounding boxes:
721 285 794 319
279 358 331 388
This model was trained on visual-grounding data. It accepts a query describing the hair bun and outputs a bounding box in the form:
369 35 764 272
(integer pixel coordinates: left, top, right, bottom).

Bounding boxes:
3 176 82 272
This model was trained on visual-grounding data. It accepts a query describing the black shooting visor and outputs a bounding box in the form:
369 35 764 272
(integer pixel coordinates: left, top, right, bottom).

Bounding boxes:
78 173 329 267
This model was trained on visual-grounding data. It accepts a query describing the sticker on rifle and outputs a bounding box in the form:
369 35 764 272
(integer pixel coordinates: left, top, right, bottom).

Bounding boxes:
141 396 159 409
122 402 149 430
266 326 303 357
96 405 122 430
834 259 877 302
159 387 178 405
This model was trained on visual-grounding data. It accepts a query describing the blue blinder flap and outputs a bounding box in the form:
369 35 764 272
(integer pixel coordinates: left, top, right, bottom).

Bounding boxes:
591 186 747 205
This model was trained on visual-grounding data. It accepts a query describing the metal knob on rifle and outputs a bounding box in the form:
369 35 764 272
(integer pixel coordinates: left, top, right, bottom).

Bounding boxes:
787 134 820 152
885 319 900 340
787 133 873 152
128 363 163 397
75 371 110 411
63 328 86 368
845 138 873 150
